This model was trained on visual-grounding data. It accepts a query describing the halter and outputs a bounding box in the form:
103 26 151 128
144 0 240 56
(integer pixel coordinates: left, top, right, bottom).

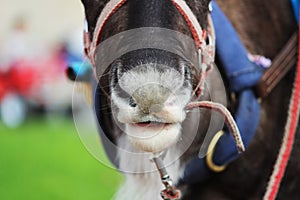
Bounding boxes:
83 1 244 199
83 0 215 77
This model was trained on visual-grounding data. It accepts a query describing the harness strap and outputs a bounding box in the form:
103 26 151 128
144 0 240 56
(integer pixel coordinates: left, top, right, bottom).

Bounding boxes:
87 0 127 66
186 101 245 153
256 32 298 98
263 34 300 200
169 0 205 49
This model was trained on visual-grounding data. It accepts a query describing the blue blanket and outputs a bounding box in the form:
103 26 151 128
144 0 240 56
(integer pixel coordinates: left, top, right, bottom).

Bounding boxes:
211 1 264 92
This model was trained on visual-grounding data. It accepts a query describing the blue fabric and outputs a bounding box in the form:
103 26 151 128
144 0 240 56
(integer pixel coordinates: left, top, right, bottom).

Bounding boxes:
181 90 260 184
180 154 214 185
67 62 93 81
290 0 299 23
213 90 260 165
211 1 264 92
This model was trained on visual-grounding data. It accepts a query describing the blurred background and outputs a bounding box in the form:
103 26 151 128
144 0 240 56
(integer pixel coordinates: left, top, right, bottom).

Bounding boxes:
0 0 122 199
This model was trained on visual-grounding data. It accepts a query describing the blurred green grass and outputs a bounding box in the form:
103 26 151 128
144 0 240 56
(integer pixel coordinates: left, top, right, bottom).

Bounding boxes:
0 117 123 200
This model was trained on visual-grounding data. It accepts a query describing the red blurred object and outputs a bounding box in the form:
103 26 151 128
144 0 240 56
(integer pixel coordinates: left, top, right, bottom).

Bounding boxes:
0 51 68 104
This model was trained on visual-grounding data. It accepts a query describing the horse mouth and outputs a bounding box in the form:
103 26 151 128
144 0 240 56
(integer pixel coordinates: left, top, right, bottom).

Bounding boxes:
133 121 174 128
126 119 181 153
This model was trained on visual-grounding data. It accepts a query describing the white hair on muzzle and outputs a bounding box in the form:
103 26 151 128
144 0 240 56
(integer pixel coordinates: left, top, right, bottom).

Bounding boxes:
111 62 192 153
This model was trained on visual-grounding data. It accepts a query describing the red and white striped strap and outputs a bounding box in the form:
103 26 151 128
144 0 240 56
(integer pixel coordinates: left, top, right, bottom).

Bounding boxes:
170 0 205 49
263 39 300 200
85 0 127 66
84 0 215 68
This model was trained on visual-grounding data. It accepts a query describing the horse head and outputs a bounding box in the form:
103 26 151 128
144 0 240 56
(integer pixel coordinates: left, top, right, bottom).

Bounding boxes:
78 0 299 199
80 0 241 199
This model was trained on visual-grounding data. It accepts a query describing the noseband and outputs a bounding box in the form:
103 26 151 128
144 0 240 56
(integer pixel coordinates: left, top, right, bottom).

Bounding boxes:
84 0 215 74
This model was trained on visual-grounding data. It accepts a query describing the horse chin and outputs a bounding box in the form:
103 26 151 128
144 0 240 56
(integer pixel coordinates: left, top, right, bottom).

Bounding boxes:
125 122 181 153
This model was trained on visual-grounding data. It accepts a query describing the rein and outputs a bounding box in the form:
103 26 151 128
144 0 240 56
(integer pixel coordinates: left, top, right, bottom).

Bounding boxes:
263 35 300 200
84 0 244 199
256 33 298 98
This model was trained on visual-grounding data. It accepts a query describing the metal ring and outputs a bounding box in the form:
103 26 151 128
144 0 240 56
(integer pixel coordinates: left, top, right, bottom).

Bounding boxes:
206 130 227 172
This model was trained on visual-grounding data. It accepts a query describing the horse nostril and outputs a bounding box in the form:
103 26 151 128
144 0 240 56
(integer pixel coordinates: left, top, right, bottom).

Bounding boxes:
129 97 137 107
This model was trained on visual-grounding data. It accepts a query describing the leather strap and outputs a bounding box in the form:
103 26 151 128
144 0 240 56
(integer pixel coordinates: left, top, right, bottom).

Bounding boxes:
88 0 127 66
256 32 298 98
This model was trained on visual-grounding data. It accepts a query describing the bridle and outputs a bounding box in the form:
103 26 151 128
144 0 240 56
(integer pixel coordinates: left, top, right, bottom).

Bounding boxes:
84 0 215 87
83 0 245 199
